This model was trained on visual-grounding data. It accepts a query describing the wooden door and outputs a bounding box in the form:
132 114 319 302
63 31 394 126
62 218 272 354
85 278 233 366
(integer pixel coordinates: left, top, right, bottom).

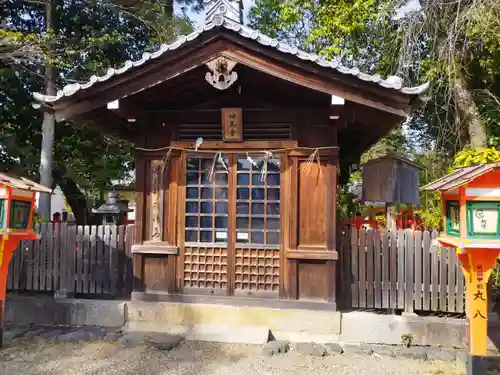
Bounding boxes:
180 153 281 298
233 154 281 298
181 153 230 295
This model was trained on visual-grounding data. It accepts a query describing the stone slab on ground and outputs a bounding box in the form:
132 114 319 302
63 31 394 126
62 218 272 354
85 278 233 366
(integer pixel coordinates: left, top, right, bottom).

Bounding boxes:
262 341 290 356
325 343 343 355
293 342 327 357
144 333 183 351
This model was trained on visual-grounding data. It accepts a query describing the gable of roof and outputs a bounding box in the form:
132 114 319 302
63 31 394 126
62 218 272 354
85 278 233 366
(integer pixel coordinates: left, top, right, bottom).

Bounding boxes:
33 17 430 106
421 163 500 192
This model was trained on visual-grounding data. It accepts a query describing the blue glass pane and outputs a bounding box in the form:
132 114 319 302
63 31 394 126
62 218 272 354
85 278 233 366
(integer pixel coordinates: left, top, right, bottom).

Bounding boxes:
237 173 249 185
187 172 198 185
187 187 198 199
267 203 280 216
185 216 197 228
251 188 265 200
267 232 280 245
237 203 249 215
200 231 212 242
186 202 198 213
215 188 228 199
185 230 197 242
252 174 265 186
215 202 228 214
251 218 265 230
268 161 280 173
237 217 249 229
215 216 228 229
201 187 213 199
267 218 280 230
267 174 280 186
267 188 280 200
200 216 212 228
251 203 264 215
201 202 213 214
237 188 249 200
251 232 264 244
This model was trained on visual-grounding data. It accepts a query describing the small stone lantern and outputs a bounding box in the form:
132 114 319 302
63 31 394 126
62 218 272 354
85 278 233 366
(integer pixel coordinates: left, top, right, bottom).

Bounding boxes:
92 190 132 225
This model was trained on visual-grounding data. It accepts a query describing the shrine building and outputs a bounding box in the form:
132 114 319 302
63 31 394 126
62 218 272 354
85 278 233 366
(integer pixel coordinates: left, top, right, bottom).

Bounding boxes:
33 0 428 311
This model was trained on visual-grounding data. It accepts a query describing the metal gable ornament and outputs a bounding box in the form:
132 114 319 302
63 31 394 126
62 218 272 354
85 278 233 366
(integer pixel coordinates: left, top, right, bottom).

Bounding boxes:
204 0 242 24
205 57 238 90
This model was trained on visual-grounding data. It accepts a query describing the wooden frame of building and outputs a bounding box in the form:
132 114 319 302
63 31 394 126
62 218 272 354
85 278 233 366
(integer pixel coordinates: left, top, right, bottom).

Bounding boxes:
33 1 429 308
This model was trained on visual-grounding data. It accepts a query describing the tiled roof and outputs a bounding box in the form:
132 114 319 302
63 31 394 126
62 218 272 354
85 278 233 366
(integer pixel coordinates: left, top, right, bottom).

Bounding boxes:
421 163 500 191
33 16 430 104
0 173 53 193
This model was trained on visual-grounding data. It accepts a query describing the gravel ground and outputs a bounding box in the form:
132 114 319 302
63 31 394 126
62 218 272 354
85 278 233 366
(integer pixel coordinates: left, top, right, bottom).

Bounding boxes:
0 339 465 375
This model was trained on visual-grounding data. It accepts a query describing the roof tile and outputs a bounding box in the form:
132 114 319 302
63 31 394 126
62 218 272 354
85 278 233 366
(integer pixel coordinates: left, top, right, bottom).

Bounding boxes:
33 17 430 105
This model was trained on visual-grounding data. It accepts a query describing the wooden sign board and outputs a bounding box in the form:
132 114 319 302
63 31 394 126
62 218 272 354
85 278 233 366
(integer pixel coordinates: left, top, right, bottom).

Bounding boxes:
222 108 243 141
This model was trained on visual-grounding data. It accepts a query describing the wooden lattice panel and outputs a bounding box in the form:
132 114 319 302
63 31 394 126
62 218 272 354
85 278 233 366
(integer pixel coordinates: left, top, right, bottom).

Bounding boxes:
234 248 280 292
184 246 228 289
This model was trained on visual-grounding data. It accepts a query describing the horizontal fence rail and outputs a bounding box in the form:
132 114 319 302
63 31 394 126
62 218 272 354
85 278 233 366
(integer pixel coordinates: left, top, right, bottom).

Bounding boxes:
340 229 466 314
7 223 135 298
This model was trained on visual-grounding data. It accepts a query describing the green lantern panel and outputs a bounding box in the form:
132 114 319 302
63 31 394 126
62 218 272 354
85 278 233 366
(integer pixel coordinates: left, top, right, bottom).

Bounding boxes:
467 202 500 239
446 200 460 237
0 199 5 230
9 200 32 230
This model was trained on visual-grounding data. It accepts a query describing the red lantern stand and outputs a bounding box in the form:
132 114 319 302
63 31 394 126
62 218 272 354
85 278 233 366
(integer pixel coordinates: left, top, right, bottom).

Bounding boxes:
0 173 52 346
422 163 500 375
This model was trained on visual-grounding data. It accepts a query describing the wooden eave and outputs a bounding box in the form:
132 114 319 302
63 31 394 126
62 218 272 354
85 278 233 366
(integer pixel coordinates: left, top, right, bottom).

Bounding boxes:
39 28 417 125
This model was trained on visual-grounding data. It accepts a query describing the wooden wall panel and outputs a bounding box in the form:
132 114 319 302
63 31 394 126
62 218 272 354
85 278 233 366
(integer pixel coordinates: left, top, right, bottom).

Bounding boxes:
298 261 329 300
143 255 170 292
297 162 327 248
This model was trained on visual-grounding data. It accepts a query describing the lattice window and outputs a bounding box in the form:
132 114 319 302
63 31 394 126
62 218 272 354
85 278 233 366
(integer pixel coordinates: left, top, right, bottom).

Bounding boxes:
185 155 229 244
184 246 228 289
235 248 280 292
236 156 280 245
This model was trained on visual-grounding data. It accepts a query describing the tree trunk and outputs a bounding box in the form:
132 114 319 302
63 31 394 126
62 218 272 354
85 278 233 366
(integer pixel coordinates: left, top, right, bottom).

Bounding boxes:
55 174 89 225
453 73 488 150
38 0 57 219
164 0 173 18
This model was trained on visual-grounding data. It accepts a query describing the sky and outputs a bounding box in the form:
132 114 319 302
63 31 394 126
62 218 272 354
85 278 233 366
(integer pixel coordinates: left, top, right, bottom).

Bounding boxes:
179 0 421 26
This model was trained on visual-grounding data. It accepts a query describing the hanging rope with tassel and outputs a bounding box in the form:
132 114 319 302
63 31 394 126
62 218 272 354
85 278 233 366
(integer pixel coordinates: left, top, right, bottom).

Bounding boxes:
138 145 331 180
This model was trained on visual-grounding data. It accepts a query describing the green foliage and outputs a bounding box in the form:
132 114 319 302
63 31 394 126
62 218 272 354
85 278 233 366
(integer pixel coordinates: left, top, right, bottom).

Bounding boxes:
453 148 500 168
400 333 413 348
0 0 201 221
